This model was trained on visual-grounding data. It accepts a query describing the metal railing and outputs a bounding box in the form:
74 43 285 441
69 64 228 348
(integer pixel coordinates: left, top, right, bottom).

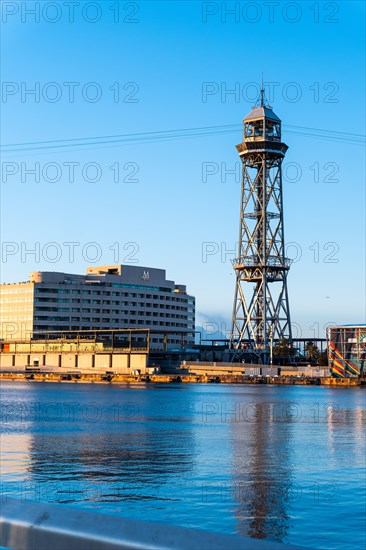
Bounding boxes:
232 255 292 269
0 498 306 550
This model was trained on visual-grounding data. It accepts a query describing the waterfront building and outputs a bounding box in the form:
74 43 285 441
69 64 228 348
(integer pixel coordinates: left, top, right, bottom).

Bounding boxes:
0 264 195 348
328 325 366 377
0 328 150 374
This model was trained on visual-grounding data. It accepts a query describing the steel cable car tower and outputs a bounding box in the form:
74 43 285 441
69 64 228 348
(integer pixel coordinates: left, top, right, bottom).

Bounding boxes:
230 90 292 355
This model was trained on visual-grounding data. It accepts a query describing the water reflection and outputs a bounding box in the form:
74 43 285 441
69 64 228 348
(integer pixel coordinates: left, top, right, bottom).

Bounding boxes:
3 383 196 508
230 399 294 542
326 402 365 463
1 383 365 550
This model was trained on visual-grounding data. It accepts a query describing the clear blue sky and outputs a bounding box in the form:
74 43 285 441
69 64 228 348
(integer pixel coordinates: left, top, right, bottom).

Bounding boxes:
1 0 365 338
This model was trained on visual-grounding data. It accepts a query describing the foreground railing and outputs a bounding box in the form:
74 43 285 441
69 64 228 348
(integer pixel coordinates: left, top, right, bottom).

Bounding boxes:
0 498 305 550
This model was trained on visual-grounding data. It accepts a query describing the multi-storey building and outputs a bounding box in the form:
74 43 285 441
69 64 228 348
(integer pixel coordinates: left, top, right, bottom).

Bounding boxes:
0 265 195 348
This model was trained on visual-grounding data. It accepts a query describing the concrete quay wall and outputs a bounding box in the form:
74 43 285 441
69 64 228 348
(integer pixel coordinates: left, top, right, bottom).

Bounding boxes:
183 361 330 378
0 372 364 386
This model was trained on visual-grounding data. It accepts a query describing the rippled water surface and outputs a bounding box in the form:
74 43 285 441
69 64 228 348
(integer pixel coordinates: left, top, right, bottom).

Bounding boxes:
1 382 365 549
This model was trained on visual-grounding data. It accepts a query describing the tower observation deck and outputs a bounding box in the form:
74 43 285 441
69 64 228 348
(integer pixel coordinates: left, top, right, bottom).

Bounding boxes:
230 90 292 353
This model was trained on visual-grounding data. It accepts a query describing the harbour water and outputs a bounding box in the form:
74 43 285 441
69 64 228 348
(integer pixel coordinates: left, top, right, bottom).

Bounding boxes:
1 382 365 549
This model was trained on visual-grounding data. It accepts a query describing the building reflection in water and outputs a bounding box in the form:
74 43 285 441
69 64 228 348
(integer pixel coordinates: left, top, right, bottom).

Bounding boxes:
24 388 196 508
326 402 365 463
1 433 32 480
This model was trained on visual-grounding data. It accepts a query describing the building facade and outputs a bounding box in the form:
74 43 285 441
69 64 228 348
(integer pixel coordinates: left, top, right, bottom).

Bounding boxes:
328 325 366 377
0 265 195 348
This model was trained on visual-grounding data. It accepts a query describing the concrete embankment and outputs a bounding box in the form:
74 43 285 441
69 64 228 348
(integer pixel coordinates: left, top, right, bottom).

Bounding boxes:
0 371 364 386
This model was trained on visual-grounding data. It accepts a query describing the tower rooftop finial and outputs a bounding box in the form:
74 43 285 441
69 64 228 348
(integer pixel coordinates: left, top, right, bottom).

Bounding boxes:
260 87 265 107
244 81 279 120
257 76 270 108
260 73 265 106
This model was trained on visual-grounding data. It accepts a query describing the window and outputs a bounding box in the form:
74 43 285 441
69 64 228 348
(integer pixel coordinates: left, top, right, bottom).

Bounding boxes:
36 288 57 294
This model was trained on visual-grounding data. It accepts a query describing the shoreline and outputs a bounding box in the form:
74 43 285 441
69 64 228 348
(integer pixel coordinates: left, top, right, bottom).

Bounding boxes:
0 372 364 387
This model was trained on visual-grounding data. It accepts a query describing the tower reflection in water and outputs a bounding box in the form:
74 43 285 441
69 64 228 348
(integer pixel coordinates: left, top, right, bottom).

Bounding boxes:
230 400 295 542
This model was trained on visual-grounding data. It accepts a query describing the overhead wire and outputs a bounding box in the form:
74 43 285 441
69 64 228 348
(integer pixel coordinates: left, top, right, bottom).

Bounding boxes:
1 123 364 154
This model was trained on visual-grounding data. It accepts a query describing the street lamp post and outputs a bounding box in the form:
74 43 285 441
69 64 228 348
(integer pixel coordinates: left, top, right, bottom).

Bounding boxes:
270 327 273 366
